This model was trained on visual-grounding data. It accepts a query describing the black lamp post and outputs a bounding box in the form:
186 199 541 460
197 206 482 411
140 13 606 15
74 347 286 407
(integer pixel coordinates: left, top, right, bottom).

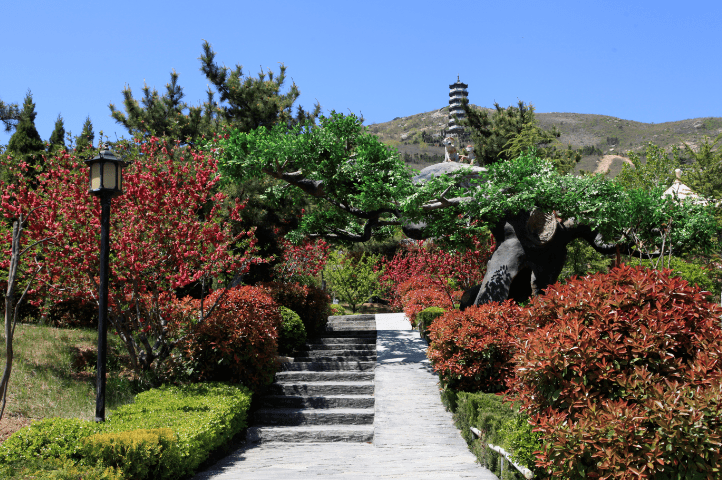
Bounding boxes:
85 143 128 422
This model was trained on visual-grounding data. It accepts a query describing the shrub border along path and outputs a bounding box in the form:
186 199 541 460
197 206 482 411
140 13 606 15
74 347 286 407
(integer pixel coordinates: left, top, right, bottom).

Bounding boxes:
193 313 497 479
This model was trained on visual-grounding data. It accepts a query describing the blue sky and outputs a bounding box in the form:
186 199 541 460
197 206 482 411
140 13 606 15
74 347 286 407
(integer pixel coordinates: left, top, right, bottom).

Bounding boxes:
1 0 720 146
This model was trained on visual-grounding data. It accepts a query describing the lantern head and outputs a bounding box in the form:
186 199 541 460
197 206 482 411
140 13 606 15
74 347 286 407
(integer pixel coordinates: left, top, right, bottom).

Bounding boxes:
85 144 130 198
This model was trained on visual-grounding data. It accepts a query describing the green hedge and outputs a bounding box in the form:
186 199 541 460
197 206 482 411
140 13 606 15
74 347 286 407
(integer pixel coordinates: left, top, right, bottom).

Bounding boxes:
102 383 252 476
278 306 307 354
445 390 545 480
82 428 182 480
416 306 445 342
0 382 252 479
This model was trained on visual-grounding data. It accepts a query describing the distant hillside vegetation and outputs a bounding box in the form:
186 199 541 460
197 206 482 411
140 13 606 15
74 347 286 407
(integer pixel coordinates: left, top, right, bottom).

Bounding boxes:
366 105 722 175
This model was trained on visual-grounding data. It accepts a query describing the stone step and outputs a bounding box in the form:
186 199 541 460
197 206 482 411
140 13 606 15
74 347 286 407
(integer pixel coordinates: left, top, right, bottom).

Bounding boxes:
308 337 377 345
324 329 376 335
259 395 375 409
252 408 374 426
293 355 377 362
312 331 377 339
282 361 376 372
327 314 375 322
267 382 374 396
246 425 374 444
274 371 374 382
303 344 376 352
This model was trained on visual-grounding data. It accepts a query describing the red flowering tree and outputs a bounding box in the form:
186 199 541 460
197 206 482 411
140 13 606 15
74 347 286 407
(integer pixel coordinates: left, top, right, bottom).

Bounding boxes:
273 236 329 283
1 137 263 376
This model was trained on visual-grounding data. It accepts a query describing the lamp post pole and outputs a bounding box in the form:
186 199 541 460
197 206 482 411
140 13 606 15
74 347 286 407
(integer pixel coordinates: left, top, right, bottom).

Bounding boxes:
95 193 112 422
86 143 128 423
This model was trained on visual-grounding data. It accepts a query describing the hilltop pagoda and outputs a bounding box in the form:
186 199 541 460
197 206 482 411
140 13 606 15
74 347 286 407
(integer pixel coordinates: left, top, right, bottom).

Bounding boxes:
448 76 468 137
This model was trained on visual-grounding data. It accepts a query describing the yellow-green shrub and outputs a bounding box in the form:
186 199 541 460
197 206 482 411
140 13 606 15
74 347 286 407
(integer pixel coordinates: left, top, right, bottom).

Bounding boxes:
103 383 252 475
0 456 123 480
82 428 181 480
0 382 252 479
0 417 100 465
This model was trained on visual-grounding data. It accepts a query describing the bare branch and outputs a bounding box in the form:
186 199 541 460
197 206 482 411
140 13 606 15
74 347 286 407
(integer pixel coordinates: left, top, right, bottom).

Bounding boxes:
262 168 325 197
421 196 473 211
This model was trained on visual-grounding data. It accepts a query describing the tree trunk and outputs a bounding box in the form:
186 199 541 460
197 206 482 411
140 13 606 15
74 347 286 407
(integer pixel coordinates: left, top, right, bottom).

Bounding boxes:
0 220 21 420
463 210 572 308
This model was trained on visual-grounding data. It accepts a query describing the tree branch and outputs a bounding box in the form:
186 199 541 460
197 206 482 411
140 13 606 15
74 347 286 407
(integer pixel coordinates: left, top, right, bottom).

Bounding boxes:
262 168 325 197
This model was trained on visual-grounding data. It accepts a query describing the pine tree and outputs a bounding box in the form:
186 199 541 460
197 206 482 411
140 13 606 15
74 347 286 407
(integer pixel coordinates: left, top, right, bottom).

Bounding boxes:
48 114 65 151
0 98 20 133
460 99 579 173
109 69 219 141
199 40 320 133
7 91 45 170
75 116 94 151
110 41 320 141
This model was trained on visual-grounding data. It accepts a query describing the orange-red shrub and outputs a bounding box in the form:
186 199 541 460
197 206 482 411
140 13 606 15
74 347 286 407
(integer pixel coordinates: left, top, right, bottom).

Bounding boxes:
259 281 330 335
401 287 454 326
177 286 281 390
509 265 722 479
427 301 522 392
380 234 493 309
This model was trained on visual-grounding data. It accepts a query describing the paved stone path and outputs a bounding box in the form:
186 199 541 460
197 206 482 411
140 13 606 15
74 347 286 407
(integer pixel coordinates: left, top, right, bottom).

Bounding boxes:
193 313 498 479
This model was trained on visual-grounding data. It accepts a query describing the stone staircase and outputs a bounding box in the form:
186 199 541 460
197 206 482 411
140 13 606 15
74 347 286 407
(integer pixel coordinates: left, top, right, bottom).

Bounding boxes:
246 314 377 443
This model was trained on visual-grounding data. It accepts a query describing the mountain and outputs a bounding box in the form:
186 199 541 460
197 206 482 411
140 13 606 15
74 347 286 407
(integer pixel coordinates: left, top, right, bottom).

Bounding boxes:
365 105 722 176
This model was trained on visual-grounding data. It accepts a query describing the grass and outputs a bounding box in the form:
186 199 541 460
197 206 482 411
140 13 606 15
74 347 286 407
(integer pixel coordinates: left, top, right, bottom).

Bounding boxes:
0 322 138 442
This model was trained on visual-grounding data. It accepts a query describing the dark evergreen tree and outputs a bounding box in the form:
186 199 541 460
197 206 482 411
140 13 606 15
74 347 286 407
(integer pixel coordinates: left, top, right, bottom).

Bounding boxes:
460 99 580 173
48 114 65 151
199 40 320 133
75 116 94 151
7 91 45 171
109 69 219 141
110 41 319 142
0 98 20 133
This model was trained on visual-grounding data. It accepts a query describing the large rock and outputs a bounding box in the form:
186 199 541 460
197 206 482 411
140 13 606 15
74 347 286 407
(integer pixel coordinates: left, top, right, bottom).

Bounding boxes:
412 162 487 184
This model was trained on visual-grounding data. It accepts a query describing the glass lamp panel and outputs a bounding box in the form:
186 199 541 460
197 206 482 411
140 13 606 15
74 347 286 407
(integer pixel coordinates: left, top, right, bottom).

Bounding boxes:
103 162 117 190
91 163 102 190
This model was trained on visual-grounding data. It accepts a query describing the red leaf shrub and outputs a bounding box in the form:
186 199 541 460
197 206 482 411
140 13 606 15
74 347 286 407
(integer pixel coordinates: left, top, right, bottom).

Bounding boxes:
380 233 493 309
176 286 281 390
427 301 522 392
509 265 722 479
259 281 330 335
401 287 455 326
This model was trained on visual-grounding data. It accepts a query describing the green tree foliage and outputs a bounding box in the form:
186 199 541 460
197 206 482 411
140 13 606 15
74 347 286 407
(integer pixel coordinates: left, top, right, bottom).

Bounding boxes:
109 69 219 141
0 98 20 133
219 114 717 255
199 40 320 133
110 41 319 142
219 112 415 243
48 114 65 151
615 142 680 190
681 133 722 201
460 99 579 173
7 92 45 159
325 252 384 313
75 116 94 151
557 238 612 281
